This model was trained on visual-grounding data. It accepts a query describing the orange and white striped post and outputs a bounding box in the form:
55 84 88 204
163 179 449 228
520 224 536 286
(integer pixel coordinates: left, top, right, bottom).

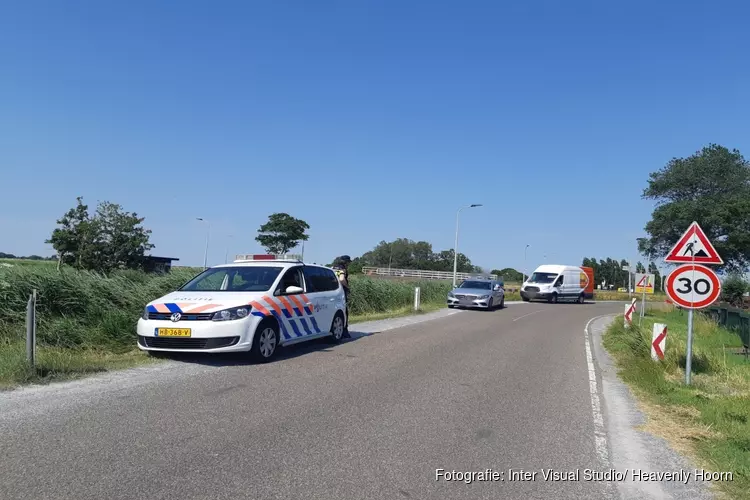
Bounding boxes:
624 298 637 328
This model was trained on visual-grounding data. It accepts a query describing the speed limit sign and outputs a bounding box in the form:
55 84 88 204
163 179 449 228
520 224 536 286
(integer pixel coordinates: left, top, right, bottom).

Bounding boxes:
665 264 721 309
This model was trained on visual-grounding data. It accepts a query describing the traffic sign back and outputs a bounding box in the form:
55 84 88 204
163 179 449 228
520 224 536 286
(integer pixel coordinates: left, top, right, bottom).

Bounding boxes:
665 264 721 309
635 273 655 294
664 221 723 265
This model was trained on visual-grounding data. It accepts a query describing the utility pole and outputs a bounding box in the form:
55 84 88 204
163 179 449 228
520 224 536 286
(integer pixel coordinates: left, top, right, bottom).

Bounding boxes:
196 218 210 270
453 204 482 287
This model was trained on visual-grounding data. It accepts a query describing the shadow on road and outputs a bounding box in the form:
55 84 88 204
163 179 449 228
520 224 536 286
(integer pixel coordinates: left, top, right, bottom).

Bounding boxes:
152 329 380 367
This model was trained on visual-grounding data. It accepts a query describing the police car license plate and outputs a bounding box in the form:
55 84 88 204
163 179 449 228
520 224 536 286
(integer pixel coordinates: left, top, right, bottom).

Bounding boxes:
155 328 191 337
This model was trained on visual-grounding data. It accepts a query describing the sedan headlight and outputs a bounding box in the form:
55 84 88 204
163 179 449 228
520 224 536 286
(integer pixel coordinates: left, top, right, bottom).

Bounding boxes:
447 292 455 298
212 305 252 321
479 295 490 299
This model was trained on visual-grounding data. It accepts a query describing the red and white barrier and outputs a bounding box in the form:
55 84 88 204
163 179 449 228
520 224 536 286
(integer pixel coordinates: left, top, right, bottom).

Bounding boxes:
624 298 636 328
651 323 667 361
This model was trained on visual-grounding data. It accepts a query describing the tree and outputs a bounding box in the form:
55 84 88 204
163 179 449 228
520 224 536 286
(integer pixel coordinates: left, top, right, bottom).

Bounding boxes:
92 201 155 272
356 238 480 273
638 144 750 273
636 262 646 273
255 213 310 256
721 274 748 307
492 268 523 282
46 197 96 270
647 262 662 291
46 197 155 273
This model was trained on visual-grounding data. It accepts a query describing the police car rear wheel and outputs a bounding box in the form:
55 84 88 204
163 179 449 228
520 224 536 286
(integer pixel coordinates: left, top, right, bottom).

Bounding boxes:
251 321 280 362
329 312 346 343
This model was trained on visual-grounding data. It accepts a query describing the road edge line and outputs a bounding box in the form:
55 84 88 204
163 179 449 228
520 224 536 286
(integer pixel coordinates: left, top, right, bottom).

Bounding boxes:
585 314 614 467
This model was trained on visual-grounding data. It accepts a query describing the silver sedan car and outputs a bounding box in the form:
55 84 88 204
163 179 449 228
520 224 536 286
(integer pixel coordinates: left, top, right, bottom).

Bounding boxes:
447 278 505 310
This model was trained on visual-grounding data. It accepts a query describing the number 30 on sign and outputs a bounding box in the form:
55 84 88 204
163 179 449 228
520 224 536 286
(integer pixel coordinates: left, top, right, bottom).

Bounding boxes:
665 264 722 309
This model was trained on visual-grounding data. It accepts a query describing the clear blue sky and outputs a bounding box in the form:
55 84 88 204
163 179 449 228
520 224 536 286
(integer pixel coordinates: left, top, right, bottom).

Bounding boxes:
2 1 749 274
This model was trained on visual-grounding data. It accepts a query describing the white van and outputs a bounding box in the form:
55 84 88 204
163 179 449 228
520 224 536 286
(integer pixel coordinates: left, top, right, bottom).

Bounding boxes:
520 264 594 304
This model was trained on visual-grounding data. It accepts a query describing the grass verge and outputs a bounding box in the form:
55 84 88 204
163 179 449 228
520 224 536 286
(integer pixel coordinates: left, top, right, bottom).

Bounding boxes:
602 308 750 499
0 342 154 390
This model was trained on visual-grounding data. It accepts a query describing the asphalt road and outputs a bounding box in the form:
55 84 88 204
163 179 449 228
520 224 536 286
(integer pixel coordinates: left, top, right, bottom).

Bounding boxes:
0 301 623 500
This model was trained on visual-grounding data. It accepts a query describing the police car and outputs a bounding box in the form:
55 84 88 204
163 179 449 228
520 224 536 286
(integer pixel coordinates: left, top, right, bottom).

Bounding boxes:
136 257 347 362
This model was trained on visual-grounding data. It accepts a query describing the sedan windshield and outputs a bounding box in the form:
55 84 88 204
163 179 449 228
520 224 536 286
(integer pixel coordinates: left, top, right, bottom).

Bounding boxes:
459 281 492 289
179 266 283 292
528 272 558 284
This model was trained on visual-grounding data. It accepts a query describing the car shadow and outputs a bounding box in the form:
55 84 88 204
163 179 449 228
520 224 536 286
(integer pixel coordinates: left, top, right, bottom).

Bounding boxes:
452 305 508 313
153 329 380 367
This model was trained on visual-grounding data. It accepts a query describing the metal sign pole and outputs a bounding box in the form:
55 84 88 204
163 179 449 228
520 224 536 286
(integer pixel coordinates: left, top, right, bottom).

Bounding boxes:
685 243 696 385
639 283 646 326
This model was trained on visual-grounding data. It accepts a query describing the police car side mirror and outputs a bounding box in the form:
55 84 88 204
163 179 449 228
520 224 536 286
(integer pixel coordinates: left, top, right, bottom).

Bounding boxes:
285 285 304 294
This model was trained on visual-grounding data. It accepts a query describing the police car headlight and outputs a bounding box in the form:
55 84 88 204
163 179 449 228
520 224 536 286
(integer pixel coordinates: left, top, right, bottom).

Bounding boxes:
212 305 252 321
141 307 149 320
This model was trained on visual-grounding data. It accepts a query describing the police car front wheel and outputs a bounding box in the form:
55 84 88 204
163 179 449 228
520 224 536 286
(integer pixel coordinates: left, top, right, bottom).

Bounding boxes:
251 320 280 362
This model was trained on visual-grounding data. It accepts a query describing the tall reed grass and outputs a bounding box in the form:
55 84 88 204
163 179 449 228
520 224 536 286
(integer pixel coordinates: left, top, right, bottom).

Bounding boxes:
0 266 454 350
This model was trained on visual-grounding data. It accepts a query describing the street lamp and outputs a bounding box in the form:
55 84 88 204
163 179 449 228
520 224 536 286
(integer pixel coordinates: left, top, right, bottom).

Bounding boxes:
453 204 483 287
196 218 210 270
523 244 530 283
224 234 233 264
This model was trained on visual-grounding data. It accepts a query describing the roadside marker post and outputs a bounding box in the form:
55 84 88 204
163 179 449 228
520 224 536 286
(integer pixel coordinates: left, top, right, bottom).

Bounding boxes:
663 221 722 385
414 287 421 311
651 323 667 361
25 289 37 369
624 298 636 328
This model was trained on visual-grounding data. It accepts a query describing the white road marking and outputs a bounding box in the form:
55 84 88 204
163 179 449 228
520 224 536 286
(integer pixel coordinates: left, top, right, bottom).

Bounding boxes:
585 315 612 466
512 310 545 322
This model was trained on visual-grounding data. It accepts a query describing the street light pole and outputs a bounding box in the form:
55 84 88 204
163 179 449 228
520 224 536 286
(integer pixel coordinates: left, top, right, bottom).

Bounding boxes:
224 234 233 264
196 218 210 270
523 244 530 283
453 204 483 287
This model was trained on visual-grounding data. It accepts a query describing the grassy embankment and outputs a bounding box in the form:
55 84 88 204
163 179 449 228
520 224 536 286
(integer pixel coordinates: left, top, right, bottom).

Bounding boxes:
603 308 749 499
0 262 455 388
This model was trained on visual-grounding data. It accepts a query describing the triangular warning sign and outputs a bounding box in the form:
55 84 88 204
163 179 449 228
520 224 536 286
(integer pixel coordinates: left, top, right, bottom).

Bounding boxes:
664 221 723 264
636 275 648 287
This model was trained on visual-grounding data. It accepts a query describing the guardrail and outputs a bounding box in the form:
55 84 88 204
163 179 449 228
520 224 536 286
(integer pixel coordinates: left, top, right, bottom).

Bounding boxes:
361 267 497 281
705 303 750 355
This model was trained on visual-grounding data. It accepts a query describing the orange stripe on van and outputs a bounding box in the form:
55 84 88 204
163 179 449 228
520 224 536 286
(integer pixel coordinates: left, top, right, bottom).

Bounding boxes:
262 296 285 317
288 295 308 316
185 303 220 313
277 296 296 316
299 294 314 314
154 303 171 313
250 301 271 316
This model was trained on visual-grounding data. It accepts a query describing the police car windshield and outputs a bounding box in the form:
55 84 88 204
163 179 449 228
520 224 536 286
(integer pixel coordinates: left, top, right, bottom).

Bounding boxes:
459 281 492 289
529 272 557 284
179 266 283 292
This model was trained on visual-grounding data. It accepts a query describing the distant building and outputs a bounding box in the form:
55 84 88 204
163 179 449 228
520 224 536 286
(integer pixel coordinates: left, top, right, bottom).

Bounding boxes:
143 256 179 273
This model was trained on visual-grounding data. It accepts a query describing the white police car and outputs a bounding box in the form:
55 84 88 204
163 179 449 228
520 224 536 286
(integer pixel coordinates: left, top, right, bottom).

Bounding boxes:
136 258 347 362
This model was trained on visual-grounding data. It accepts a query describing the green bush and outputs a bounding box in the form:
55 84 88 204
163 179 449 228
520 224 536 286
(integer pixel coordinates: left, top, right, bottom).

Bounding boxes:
0 267 453 350
721 274 749 307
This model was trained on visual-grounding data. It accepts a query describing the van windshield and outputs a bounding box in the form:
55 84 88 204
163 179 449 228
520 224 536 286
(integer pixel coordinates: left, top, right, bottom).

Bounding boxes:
528 272 558 284
179 266 283 292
